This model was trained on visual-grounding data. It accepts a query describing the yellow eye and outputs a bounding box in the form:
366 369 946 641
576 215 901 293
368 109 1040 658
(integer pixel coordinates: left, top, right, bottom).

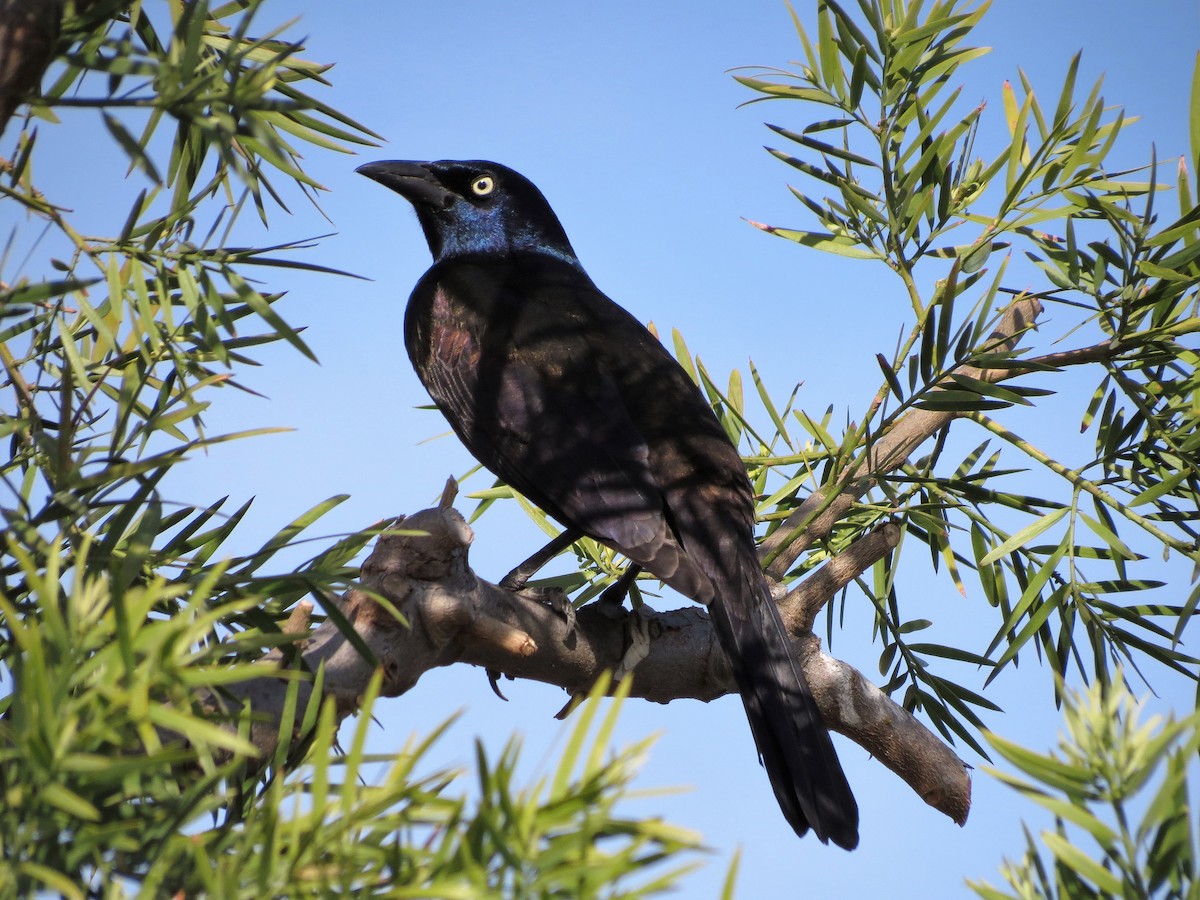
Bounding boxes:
471 175 495 196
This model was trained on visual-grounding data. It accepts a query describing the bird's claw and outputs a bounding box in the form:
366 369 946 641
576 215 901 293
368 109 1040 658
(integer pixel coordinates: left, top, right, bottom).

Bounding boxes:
499 570 529 592
613 608 651 683
514 585 576 636
486 668 510 700
544 588 577 635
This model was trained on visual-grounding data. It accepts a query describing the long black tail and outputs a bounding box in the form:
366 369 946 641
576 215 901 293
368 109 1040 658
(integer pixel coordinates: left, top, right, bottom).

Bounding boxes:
707 571 859 850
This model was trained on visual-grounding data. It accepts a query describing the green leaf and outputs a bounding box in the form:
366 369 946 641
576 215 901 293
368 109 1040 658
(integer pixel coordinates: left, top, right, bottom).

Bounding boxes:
671 327 699 384
17 863 84 900
907 643 997 667
146 703 259 756
891 11 976 48
719 848 742 900
960 239 994 274
1129 469 1189 507
746 220 878 257
876 352 906 401
985 735 1091 794
550 672 609 799
849 44 868 108
1053 52 1082 129
750 359 793 445
1035 795 1119 847
1190 50 1200 171
979 508 1069 566
1 277 102 306
816 0 844 97
103 112 163 184
1041 832 1125 894
40 782 101 822
732 74 837 105
915 390 1013 412
766 122 878 167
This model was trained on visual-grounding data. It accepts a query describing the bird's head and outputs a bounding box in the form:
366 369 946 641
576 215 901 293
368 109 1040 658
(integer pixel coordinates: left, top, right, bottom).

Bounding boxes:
356 159 580 266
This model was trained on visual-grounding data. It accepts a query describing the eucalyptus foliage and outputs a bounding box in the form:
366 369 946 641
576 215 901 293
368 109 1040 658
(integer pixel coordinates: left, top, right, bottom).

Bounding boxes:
725 0 1199 892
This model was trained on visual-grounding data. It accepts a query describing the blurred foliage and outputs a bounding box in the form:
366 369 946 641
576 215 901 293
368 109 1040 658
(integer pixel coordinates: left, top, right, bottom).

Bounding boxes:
970 671 1200 899
0 556 698 898
0 1 701 896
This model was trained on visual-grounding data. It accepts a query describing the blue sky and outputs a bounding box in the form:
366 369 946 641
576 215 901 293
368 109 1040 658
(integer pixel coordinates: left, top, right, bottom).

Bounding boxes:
7 1 1200 896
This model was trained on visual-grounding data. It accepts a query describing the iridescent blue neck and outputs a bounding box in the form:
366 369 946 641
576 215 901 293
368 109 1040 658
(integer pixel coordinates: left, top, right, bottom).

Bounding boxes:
417 197 583 271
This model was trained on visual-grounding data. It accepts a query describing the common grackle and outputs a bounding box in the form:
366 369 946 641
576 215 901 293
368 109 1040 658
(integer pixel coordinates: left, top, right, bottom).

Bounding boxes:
358 159 859 849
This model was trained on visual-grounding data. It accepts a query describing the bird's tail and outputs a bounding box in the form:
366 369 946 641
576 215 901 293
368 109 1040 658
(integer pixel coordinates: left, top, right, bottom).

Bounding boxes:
707 572 859 850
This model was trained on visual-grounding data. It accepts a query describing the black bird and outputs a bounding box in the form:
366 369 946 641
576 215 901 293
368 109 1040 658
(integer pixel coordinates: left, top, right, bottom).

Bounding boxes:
358 159 859 849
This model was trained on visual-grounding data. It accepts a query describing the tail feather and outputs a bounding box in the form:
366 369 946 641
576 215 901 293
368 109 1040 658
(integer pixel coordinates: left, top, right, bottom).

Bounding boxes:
708 572 859 850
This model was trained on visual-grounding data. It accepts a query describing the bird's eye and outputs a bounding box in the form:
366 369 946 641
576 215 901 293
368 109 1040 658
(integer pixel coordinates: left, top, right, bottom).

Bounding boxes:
471 175 495 196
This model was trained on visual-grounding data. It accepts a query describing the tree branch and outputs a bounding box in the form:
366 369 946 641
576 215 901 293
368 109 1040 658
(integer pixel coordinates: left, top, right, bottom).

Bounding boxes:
0 0 62 138
762 296 1043 581
225 504 969 828
224 298 1052 836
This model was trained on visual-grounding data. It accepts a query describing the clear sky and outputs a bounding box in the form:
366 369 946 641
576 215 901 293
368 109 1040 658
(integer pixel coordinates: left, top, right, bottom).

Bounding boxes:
8 1 1200 896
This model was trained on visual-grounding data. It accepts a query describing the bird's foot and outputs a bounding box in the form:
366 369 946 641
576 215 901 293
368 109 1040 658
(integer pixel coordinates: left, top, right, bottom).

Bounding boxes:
613 608 652 683
596 564 641 611
512 584 577 636
499 570 529 592
499 529 583 591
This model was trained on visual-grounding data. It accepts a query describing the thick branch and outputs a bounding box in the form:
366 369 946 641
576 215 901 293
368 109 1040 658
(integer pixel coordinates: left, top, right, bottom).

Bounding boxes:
784 524 902 631
0 0 61 138
0 0 111 140
228 505 969 828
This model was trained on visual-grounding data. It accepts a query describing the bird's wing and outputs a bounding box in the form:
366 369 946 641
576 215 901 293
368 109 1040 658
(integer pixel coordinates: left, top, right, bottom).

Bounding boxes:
481 350 668 553
408 265 709 597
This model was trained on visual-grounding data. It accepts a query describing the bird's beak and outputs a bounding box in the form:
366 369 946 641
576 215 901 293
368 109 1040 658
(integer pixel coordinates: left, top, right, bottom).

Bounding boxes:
355 160 455 209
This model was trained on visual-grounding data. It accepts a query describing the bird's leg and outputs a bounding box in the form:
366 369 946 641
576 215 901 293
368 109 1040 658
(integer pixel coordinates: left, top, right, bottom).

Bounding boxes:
499 527 582 591
613 607 652 683
598 564 641 610
590 565 649 682
496 529 583 659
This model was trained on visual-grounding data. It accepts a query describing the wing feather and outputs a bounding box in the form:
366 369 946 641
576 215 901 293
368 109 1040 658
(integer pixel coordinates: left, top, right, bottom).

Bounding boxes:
406 257 710 597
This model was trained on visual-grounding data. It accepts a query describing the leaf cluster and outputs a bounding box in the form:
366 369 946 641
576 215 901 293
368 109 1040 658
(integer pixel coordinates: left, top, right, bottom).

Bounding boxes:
0 2 386 741
716 0 1200 755
971 672 1200 899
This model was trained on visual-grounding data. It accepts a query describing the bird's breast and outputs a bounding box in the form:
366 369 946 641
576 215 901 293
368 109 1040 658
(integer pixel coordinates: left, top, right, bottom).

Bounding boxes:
428 286 483 368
